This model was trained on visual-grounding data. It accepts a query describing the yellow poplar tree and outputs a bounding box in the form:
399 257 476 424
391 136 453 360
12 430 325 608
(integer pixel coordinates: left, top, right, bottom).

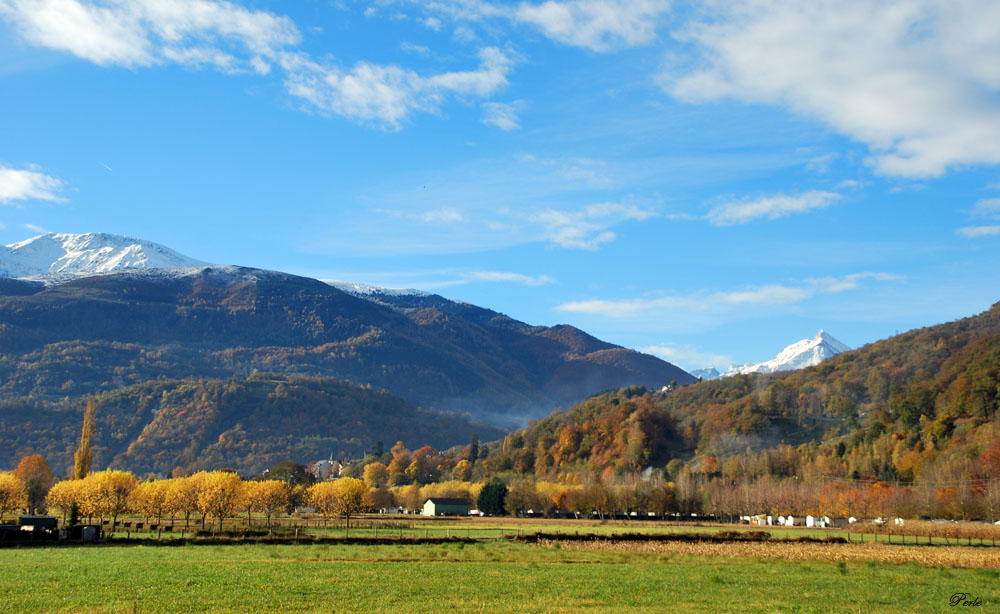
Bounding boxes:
74 399 96 480
168 473 204 528
306 481 338 524
197 471 243 532
330 477 367 535
248 480 291 531
131 480 170 524
46 479 83 525
88 470 138 528
0 472 27 522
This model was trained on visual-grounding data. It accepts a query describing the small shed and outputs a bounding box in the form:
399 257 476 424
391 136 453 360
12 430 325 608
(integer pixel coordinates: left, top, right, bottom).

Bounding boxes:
422 498 470 517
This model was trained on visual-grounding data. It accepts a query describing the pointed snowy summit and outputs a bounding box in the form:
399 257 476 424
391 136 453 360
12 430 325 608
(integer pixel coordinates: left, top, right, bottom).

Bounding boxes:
0 232 208 279
722 330 851 377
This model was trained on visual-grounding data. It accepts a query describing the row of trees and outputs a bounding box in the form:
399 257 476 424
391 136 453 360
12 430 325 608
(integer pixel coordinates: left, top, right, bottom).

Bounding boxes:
45 471 300 531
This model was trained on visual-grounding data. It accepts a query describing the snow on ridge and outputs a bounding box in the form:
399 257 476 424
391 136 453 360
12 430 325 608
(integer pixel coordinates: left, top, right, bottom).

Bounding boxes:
720 330 851 378
1 232 207 279
324 279 433 298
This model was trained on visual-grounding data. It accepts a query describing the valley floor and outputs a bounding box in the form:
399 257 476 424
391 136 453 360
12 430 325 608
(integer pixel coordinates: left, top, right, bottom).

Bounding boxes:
2 523 998 613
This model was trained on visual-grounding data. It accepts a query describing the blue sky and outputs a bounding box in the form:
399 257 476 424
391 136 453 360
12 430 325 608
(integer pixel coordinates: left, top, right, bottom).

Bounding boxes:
2 0 1000 371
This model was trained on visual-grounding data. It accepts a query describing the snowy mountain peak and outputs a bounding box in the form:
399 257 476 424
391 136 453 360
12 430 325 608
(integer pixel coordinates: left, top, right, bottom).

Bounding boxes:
0 232 208 279
719 330 851 378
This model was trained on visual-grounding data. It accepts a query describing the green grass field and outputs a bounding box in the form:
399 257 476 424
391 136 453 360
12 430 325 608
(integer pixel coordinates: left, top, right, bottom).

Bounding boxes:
2 538 998 613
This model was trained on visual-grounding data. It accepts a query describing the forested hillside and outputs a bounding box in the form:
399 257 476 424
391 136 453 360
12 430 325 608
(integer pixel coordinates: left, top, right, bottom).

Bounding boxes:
0 372 504 476
0 267 692 425
480 301 1000 490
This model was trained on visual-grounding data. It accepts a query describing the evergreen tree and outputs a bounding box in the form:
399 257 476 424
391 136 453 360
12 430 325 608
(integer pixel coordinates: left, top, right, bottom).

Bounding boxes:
469 433 480 464
476 480 507 515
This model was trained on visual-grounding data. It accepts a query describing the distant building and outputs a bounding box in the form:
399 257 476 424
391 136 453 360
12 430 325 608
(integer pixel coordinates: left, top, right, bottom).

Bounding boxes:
308 457 339 481
421 498 470 517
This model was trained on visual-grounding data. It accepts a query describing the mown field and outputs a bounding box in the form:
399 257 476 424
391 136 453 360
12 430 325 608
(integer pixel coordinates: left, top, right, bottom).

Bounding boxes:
2 533 999 613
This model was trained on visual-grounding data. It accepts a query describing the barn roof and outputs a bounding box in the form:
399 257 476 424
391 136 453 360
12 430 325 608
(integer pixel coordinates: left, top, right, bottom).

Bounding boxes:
425 498 469 505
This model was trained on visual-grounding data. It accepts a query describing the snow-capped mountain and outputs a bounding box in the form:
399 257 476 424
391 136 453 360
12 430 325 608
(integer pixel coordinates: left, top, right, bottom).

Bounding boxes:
721 330 851 377
0 232 208 279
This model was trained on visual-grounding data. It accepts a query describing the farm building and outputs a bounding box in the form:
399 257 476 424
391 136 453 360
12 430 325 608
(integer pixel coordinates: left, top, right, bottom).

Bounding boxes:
421 498 470 517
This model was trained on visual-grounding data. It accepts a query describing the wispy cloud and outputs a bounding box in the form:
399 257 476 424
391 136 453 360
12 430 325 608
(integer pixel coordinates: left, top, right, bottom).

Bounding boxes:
321 267 555 291
530 202 655 249
24 223 46 232
957 197 1000 237
417 207 465 223
400 41 430 55
706 190 841 226
463 270 555 285
638 343 732 371
972 197 1000 218
481 101 521 130
807 272 902 293
0 163 67 203
557 272 900 318
958 225 1000 238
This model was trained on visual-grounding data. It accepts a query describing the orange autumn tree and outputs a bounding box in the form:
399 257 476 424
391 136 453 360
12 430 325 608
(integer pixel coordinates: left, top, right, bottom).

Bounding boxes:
14 454 53 515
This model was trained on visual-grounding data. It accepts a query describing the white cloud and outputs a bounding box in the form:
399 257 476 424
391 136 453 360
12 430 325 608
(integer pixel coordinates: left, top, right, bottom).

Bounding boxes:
0 1 514 129
529 202 655 249
481 101 520 130
663 0 1000 177
557 272 898 318
706 190 840 226
24 223 46 232
280 46 513 129
514 0 671 51
0 0 299 73
958 225 1000 238
0 164 67 203
463 270 555 285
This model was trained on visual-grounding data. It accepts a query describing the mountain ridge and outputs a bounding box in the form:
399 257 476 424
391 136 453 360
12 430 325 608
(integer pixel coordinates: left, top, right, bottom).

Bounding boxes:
0 233 695 428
